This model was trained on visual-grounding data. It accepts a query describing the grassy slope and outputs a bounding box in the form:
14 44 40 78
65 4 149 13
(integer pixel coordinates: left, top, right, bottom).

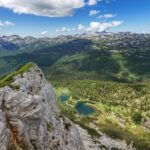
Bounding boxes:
0 62 33 88
46 51 143 82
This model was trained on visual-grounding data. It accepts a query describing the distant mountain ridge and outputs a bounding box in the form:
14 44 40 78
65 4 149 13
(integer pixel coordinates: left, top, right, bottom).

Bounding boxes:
0 32 150 82
0 34 77 51
1 32 150 51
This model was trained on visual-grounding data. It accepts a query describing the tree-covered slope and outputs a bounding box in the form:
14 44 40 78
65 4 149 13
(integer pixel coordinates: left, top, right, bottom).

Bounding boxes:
53 80 150 150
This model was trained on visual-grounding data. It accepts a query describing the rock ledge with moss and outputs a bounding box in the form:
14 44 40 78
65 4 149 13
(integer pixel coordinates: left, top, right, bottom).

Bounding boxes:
0 63 85 150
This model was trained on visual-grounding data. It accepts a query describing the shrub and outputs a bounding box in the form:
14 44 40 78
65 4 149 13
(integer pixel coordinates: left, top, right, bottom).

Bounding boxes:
132 111 142 124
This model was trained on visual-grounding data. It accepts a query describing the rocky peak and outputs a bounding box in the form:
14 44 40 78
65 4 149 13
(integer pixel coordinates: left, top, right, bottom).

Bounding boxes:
0 63 84 150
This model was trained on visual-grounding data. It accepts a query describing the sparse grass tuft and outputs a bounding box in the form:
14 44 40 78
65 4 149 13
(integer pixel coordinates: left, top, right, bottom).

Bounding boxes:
46 121 53 132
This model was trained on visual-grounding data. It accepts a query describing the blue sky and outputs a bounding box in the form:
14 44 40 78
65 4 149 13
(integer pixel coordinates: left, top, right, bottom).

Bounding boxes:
0 0 150 37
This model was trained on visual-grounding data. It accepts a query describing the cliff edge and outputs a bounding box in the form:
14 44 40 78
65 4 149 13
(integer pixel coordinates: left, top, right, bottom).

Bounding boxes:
0 63 84 150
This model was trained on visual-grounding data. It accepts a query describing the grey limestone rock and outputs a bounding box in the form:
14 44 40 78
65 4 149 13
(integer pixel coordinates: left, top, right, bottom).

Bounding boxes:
0 64 85 150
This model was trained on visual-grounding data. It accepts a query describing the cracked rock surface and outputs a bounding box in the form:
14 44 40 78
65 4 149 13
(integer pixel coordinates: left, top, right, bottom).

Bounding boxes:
0 64 85 150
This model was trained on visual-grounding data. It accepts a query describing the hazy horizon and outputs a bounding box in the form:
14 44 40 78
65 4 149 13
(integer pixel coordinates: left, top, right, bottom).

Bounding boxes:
1 30 150 39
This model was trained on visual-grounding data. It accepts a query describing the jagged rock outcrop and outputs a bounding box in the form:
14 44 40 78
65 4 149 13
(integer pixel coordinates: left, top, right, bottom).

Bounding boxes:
0 64 85 150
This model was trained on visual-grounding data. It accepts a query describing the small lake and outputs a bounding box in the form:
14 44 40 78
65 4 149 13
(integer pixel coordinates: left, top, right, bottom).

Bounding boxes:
75 101 96 116
59 95 69 102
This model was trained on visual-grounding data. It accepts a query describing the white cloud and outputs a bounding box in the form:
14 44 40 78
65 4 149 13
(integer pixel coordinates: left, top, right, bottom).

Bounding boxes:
89 10 100 16
87 21 123 32
88 0 97 5
56 29 60 32
56 27 76 32
78 24 85 30
55 21 122 34
4 21 15 26
0 20 4 28
111 21 122 26
0 0 85 17
41 31 48 36
0 20 15 29
98 13 116 19
88 0 102 6
61 27 67 32
61 27 70 32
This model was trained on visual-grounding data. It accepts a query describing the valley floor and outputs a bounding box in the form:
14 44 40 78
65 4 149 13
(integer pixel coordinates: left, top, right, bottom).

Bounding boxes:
51 80 150 150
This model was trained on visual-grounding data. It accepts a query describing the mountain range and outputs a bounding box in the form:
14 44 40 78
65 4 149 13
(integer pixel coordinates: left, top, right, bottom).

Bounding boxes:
0 32 150 82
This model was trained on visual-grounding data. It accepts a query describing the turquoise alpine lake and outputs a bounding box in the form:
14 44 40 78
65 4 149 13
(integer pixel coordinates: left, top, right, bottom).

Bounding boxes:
75 101 96 116
59 95 69 102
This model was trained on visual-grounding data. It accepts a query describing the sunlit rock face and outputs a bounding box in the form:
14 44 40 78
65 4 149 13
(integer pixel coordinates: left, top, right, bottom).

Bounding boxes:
0 64 84 150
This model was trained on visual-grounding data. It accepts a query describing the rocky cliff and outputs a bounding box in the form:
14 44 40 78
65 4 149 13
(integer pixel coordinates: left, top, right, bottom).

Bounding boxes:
0 64 85 150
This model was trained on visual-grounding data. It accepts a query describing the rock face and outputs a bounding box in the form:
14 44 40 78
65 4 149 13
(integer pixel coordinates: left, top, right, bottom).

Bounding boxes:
77 125 135 150
0 64 85 150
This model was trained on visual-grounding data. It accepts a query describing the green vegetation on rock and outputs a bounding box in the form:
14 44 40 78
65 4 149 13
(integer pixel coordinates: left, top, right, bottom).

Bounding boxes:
0 62 33 88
